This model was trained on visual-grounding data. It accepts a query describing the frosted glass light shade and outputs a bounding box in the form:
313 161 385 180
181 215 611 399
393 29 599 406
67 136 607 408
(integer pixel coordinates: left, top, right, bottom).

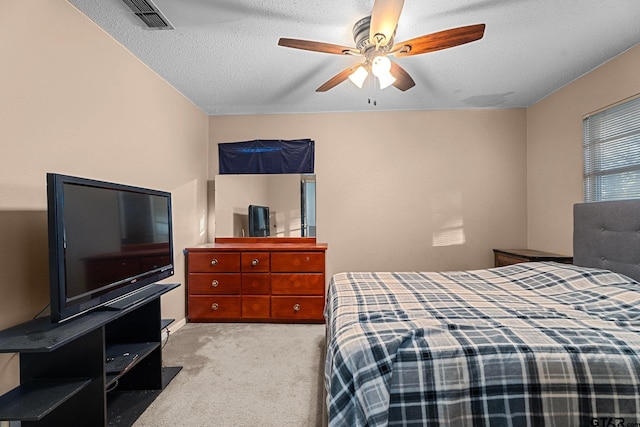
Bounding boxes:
348 66 368 88
371 56 395 89
376 72 396 89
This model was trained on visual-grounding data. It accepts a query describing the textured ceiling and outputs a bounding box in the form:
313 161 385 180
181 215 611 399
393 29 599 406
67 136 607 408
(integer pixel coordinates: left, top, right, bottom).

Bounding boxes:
68 0 640 116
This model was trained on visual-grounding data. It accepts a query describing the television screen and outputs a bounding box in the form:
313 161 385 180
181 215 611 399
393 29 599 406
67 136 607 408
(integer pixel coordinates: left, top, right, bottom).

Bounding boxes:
47 173 174 323
248 205 269 237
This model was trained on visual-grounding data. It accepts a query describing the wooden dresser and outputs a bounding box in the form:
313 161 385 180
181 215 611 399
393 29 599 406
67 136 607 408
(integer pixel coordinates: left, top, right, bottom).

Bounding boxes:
493 248 573 267
185 238 328 323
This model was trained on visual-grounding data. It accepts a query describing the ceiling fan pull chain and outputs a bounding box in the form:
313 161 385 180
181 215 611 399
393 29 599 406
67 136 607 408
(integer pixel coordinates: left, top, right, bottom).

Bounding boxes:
369 77 378 107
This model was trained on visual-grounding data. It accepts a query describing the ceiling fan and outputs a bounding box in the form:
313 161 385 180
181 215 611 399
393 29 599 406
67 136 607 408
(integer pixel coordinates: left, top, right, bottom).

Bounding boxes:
278 0 485 93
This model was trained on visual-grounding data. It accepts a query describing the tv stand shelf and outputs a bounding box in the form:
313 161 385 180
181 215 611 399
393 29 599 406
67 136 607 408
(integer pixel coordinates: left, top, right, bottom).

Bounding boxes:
0 378 92 422
0 283 180 426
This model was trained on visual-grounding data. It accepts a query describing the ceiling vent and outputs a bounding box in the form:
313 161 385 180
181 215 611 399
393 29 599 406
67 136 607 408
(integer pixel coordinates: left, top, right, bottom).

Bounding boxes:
121 0 174 30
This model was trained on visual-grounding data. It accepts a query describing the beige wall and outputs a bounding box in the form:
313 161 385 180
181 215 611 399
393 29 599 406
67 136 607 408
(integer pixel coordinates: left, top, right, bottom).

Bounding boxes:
527 45 640 255
210 109 529 279
0 1 208 392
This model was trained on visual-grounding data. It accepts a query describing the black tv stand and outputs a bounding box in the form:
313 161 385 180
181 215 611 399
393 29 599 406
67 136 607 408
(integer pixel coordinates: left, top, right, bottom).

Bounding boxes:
0 283 180 426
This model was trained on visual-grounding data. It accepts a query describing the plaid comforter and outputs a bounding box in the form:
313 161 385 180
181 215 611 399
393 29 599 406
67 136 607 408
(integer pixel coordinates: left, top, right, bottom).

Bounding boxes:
324 262 640 426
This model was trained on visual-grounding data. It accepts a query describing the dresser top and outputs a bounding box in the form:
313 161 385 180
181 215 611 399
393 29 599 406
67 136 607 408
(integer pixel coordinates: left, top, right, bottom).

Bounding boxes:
493 248 572 261
186 237 327 252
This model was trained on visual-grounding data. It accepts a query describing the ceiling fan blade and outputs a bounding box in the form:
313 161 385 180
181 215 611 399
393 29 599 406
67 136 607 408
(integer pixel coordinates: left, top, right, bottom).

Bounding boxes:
392 23 486 57
278 38 360 55
389 61 415 91
316 65 361 92
369 0 405 47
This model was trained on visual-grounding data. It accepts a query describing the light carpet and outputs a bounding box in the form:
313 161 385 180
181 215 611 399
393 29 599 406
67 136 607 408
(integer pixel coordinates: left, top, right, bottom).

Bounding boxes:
133 322 326 427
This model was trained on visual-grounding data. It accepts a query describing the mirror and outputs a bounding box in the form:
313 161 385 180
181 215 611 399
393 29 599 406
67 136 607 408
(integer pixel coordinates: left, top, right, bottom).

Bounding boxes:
214 174 315 238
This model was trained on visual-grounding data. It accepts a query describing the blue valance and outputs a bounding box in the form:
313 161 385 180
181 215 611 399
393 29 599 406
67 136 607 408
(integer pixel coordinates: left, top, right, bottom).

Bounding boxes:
218 139 314 174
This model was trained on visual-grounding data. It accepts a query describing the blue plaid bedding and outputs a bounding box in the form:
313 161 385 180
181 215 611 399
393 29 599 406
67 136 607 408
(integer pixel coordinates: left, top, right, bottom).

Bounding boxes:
324 262 640 426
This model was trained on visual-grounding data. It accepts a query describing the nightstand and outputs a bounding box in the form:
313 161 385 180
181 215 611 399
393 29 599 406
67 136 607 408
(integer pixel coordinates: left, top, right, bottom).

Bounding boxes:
493 249 573 267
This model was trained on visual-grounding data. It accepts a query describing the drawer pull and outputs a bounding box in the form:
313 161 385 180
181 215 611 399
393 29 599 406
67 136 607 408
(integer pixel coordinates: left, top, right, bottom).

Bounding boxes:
293 303 301 312
251 259 259 266
211 280 219 288
210 259 219 266
211 303 219 311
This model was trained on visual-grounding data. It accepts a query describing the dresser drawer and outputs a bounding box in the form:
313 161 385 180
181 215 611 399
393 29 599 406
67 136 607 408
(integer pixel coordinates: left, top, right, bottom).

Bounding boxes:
271 274 324 295
241 252 270 272
242 296 270 319
188 252 240 272
271 296 324 320
242 274 270 294
188 296 241 320
188 273 241 295
271 252 324 272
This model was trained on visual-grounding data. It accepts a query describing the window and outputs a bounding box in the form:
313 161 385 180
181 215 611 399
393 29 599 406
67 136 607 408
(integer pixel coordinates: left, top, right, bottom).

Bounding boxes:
583 95 640 202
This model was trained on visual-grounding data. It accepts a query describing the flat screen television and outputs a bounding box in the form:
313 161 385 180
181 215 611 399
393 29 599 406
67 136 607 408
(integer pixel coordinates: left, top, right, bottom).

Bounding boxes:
248 205 270 237
47 173 175 323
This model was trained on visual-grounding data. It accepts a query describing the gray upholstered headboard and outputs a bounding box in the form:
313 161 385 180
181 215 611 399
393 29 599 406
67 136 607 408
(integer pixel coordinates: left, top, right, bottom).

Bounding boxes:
573 199 640 282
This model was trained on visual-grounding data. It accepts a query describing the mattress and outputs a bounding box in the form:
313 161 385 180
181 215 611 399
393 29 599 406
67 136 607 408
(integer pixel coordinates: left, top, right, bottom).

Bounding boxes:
324 262 640 426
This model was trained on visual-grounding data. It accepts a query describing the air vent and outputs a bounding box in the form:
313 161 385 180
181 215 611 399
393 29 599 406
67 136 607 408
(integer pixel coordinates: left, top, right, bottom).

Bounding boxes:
121 0 174 30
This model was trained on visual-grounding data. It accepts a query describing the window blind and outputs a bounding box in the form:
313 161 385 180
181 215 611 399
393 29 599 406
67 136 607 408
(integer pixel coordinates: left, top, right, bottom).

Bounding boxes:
583 96 640 202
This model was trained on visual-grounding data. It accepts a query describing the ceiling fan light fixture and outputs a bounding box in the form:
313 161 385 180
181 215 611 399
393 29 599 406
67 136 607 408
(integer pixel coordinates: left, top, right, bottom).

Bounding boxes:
348 66 369 88
371 56 395 89
278 0 485 95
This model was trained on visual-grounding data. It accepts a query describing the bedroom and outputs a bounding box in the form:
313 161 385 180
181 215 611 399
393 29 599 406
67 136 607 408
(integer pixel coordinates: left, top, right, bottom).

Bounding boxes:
1 0 640 425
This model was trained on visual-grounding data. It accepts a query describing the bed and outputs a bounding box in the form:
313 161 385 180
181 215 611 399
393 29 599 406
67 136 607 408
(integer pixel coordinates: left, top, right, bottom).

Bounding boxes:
324 200 640 426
